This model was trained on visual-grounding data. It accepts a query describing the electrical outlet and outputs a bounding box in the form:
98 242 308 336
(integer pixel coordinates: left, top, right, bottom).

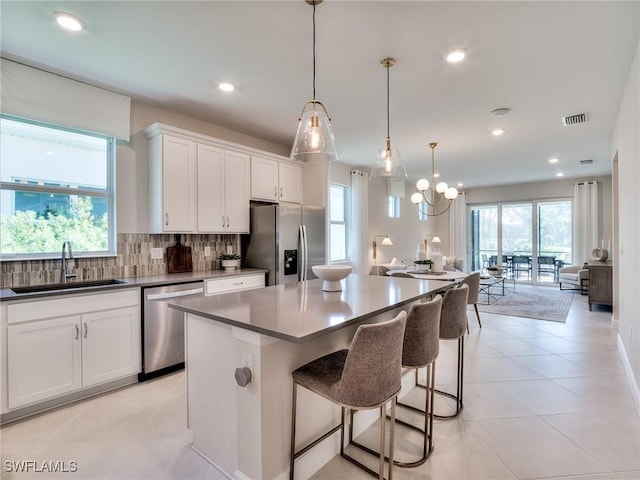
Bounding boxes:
242 352 253 371
205 246 212 257
150 248 163 260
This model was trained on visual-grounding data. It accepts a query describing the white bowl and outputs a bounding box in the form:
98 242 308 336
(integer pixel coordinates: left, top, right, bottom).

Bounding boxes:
312 265 352 292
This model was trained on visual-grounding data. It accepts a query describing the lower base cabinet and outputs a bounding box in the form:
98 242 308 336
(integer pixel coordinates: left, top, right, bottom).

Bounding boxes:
5 290 140 410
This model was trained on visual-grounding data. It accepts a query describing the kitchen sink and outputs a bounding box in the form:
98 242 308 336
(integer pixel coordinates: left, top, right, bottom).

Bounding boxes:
11 279 127 294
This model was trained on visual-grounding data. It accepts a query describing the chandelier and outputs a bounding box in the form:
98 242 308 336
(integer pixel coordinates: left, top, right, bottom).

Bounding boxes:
369 57 407 182
411 142 459 216
290 0 341 162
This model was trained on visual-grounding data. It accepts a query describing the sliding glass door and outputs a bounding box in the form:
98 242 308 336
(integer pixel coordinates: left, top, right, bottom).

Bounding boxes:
469 199 572 284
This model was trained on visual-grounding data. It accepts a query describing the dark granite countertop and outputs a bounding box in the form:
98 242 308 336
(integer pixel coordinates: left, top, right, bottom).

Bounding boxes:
0 268 267 301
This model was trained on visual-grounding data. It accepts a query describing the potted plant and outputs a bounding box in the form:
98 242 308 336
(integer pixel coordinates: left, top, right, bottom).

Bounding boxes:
219 252 241 271
414 259 432 272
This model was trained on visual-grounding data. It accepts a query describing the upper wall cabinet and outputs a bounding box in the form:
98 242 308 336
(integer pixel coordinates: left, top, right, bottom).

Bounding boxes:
251 155 303 204
145 124 258 233
197 144 250 233
148 134 197 232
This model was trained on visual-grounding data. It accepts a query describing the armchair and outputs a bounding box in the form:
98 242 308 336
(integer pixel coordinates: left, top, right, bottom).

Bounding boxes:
558 265 588 294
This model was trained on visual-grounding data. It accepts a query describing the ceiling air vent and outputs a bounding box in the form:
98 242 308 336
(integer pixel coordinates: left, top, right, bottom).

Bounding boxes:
580 159 594 165
562 113 588 126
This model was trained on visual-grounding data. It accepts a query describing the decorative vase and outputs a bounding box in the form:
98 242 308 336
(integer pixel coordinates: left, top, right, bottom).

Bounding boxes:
221 259 239 271
431 250 443 273
416 242 427 261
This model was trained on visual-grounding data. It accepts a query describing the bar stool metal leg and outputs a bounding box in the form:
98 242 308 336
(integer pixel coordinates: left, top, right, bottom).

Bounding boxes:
434 336 464 419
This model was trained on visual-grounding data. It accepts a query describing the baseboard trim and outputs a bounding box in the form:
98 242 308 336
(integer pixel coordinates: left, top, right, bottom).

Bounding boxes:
617 334 640 415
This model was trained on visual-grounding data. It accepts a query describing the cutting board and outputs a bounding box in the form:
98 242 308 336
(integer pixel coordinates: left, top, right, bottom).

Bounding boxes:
167 235 193 273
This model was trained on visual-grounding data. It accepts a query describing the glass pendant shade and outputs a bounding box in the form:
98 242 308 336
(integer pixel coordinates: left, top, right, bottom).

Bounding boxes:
290 101 341 162
369 139 407 182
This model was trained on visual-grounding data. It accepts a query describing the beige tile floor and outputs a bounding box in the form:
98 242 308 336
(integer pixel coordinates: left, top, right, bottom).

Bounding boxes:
1 288 638 480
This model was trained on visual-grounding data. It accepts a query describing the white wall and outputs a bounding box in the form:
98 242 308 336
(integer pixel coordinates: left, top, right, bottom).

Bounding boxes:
611 35 640 396
367 181 438 267
116 101 290 232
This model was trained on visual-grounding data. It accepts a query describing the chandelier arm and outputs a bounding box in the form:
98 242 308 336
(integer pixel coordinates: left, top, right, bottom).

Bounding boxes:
420 199 454 217
421 192 447 208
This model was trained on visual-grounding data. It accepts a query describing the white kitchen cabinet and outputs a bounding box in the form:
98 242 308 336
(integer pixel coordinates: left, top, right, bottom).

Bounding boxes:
204 273 265 296
251 155 303 203
149 133 198 233
81 307 140 387
278 161 303 203
197 144 250 233
250 156 279 201
8 316 82 408
146 124 250 233
4 289 140 410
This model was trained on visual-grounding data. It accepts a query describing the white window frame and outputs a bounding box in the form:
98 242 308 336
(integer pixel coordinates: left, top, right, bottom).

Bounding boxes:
388 196 400 218
329 183 349 263
0 115 117 260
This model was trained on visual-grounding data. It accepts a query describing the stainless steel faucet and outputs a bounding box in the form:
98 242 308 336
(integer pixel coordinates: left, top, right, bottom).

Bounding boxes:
60 241 77 283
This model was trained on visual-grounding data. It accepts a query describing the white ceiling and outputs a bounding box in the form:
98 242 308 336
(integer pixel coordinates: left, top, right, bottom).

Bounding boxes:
1 1 638 188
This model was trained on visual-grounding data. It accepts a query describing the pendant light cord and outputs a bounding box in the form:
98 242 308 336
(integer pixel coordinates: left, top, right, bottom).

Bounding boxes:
312 2 316 101
386 62 390 138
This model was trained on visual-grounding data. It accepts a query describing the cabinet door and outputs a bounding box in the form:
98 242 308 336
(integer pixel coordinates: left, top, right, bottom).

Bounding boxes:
8 316 82 408
197 144 226 232
224 151 250 233
251 156 279 202
279 162 303 203
82 307 140 387
162 135 197 232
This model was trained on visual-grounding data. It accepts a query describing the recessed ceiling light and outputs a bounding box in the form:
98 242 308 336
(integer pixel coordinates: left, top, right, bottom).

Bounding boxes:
457 183 464 187
492 129 505 136
549 157 559 164
218 82 234 93
433 173 440 178
556 172 564 177
446 49 467 63
53 11 85 31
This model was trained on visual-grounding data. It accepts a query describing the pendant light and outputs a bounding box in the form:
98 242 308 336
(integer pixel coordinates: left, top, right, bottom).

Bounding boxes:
410 142 459 216
290 0 341 162
369 57 407 182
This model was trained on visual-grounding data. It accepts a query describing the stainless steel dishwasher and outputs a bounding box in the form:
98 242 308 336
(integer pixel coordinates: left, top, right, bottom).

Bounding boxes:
140 281 204 381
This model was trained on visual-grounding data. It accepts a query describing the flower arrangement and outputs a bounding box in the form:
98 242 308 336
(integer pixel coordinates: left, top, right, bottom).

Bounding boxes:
414 259 432 265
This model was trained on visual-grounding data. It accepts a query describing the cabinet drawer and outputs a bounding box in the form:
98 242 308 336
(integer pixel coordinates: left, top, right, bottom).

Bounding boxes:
205 274 265 296
7 289 140 324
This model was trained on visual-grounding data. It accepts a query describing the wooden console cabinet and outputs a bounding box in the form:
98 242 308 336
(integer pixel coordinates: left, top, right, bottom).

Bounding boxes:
588 262 612 311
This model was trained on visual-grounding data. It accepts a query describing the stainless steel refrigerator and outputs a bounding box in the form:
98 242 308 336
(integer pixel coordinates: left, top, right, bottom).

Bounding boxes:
242 204 326 286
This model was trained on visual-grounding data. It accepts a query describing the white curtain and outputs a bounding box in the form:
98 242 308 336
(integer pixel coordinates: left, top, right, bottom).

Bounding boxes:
573 181 599 265
349 170 369 274
448 192 467 270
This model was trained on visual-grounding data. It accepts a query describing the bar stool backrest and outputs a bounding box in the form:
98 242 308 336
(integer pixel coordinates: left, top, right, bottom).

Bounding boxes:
402 295 442 368
440 284 469 340
338 311 407 408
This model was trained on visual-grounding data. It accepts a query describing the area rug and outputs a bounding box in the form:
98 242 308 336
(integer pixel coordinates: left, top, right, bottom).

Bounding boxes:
473 285 574 322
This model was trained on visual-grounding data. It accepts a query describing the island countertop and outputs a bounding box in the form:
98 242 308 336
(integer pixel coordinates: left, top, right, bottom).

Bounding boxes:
169 273 454 343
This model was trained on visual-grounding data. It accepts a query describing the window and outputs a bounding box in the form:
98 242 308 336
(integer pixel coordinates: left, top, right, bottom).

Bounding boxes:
418 201 429 221
0 116 116 259
388 196 400 218
329 184 348 262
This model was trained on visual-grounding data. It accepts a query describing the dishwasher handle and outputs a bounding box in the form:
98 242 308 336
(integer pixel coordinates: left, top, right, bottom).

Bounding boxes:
146 287 204 301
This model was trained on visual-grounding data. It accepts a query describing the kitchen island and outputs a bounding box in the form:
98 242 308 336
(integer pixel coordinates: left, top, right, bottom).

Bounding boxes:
170 274 453 480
